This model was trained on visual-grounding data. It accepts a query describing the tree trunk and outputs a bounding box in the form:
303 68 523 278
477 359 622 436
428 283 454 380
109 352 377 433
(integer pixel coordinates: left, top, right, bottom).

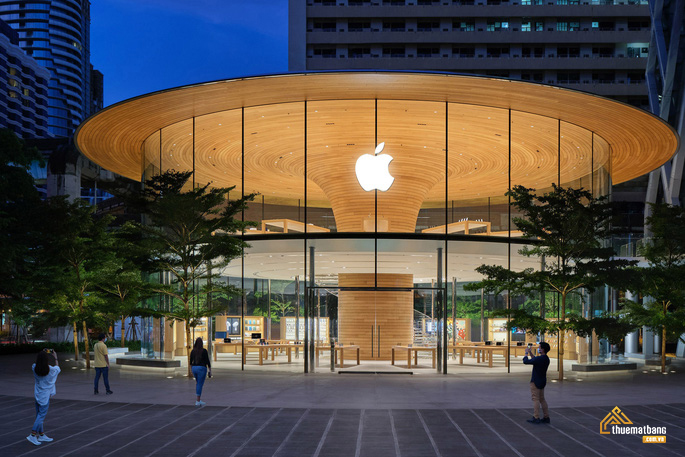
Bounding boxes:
121 315 126 348
558 293 566 382
82 321 91 369
662 326 667 374
185 319 192 378
72 321 79 361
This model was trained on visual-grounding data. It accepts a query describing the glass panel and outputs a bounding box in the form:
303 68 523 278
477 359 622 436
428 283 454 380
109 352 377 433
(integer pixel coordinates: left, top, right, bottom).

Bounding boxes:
193 110 242 189
244 103 305 233
160 118 194 190
219 238 304 372
559 121 593 192
142 130 160 181
593 133 611 198
447 239 511 368
307 100 375 233
376 100 445 233
448 103 510 234
510 111 559 232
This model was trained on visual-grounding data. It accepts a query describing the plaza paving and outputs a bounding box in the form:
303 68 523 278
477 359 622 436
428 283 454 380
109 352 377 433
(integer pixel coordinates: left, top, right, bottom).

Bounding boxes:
0 353 683 456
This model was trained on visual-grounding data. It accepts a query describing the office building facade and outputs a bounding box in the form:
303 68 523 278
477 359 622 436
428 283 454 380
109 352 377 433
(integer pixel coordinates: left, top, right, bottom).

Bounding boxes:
0 0 96 137
0 18 50 138
289 0 650 109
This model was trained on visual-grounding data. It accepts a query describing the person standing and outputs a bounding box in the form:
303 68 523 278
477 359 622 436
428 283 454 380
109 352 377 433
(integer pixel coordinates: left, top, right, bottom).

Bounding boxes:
190 337 212 406
524 341 551 424
94 333 113 395
27 349 60 446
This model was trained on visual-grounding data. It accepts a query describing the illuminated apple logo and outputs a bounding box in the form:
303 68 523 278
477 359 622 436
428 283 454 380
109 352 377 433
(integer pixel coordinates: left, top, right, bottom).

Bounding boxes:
355 142 394 192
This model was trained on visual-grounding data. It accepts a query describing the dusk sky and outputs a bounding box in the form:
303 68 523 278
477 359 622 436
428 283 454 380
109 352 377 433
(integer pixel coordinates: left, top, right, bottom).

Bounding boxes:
90 0 288 107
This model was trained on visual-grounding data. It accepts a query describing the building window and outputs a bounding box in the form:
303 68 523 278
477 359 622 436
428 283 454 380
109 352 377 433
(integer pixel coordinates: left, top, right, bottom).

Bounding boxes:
557 72 580 83
453 20 475 31
313 21 337 32
569 21 580 31
452 46 475 57
557 46 580 57
487 46 510 57
348 21 370 32
521 72 543 82
557 21 568 32
383 47 405 57
313 48 336 58
535 21 544 31
521 21 531 32
522 46 544 57
383 21 406 31
487 20 509 32
349 47 371 58
593 46 615 57
417 21 440 32
8 78 19 87
593 72 615 83
417 47 439 57
8 90 18 98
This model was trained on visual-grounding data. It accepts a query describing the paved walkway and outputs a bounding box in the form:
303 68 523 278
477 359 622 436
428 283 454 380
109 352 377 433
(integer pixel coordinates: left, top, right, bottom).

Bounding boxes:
0 353 683 456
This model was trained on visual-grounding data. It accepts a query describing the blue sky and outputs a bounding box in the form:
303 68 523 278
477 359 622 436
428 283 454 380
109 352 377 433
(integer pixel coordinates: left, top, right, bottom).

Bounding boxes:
90 0 288 107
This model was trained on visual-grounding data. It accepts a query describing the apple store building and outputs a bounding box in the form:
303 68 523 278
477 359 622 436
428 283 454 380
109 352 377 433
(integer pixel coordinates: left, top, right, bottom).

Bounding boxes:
76 72 677 374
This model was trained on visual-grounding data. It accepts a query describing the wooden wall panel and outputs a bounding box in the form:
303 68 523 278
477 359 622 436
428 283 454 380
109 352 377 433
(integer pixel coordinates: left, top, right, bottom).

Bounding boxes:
338 273 413 360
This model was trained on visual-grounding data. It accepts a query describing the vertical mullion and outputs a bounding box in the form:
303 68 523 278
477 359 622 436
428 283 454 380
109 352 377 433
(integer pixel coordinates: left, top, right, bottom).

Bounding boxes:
241 107 245 371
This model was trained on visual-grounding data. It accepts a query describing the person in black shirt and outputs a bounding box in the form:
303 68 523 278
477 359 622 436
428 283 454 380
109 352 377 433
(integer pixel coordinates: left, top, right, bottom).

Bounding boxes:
190 338 212 406
523 341 551 424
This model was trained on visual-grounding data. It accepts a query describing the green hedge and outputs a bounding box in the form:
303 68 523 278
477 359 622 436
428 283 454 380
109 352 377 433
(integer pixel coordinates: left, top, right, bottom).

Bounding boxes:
0 339 142 355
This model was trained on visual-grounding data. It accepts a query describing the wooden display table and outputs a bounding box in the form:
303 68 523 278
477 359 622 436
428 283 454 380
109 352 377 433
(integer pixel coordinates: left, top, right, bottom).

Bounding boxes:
315 345 361 368
244 343 301 365
449 345 509 368
213 342 302 364
391 346 436 369
213 341 242 361
422 220 491 235
510 344 539 358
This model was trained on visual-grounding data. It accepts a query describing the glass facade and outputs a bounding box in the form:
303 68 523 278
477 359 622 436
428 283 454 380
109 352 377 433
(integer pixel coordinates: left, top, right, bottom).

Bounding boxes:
137 98 613 374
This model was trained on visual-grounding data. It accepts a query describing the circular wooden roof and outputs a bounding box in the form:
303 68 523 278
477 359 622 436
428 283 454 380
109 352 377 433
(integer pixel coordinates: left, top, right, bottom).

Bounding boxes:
75 72 678 201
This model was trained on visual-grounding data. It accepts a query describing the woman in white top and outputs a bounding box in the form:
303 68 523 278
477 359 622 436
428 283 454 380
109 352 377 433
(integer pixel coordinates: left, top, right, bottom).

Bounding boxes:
27 349 60 446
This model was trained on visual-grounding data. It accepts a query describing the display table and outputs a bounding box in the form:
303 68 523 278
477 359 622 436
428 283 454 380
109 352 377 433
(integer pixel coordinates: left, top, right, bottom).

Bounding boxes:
213 342 242 361
315 345 361 368
391 346 436 369
244 343 301 365
510 345 539 358
450 345 509 368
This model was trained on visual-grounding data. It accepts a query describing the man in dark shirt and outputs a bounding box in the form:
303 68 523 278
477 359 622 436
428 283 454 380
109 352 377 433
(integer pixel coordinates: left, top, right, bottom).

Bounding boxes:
523 341 551 424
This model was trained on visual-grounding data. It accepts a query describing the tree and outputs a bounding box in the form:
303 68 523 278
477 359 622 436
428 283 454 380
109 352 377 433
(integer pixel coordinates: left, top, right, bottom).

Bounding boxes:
95 250 159 347
466 184 634 381
121 170 254 376
623 203 685 373
30 197 114 368
0 129 43 328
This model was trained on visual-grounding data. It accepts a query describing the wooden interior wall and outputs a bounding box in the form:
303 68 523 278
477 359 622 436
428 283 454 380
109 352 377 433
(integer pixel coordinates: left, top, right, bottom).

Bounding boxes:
338 273 413 360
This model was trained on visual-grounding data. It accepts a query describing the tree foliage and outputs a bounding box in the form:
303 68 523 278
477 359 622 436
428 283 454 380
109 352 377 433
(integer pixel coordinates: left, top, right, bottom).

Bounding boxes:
466 184 634 379
623 203 685 372
120 170 255 376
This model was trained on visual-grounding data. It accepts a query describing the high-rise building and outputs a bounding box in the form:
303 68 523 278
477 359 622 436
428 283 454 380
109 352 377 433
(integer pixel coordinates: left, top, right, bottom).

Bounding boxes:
0 0 97 137
0 18 50 138
289 0 651 109
645 0 684 209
